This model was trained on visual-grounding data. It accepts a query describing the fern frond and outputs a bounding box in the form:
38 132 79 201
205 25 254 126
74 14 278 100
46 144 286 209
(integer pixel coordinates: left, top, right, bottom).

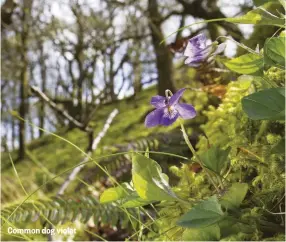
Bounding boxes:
1 195 137 227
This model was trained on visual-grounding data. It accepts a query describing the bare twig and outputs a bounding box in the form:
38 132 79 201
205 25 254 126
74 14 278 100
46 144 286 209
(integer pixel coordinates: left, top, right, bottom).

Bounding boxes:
30 85 93 132
57 108 119 196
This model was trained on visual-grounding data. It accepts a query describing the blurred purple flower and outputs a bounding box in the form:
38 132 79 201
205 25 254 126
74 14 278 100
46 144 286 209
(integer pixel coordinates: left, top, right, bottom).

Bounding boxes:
184 33 226 67
145 88 196 127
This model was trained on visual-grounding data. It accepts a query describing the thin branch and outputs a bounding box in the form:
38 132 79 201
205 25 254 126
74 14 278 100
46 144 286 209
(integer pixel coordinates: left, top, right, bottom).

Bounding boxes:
30 85 92 132
57 108 119 195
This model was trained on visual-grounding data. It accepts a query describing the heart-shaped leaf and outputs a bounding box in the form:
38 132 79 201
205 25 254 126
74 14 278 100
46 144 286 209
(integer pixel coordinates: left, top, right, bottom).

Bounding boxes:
200 146 231 175
242 88 285 120
132 153 178 201
177 196 224 228
264 37 285 68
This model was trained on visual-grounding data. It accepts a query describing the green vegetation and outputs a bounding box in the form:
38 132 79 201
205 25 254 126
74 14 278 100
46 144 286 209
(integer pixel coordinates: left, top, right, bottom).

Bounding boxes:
1 0 285 241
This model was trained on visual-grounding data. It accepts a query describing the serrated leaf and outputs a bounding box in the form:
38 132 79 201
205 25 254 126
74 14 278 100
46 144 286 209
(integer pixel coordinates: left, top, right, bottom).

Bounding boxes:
177 196 224 228
242 88 285 120
226 2 285 27
224 53 264 75
132 153 178 201
220 183 248 210
264 37 285 68
200 146 231 175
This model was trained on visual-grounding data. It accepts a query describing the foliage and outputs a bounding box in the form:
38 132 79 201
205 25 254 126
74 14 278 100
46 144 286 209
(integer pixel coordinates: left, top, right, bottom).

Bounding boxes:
1 195 136 227
97 2 285 241
1 1 285 241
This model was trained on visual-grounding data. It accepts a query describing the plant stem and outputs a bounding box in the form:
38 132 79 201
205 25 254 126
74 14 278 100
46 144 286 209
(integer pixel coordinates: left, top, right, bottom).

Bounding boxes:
180 121 220 193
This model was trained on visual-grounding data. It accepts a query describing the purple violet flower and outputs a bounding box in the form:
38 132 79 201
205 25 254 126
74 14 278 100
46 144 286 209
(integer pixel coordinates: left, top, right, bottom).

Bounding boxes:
145 88 196 127
184 33 226 67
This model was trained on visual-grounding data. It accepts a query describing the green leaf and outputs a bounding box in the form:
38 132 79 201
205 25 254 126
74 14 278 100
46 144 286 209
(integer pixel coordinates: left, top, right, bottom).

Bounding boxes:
177 196 224 228
182 224 221 241
224 53 264 75
264 37 285 68
132 153 178 201
100 183 132 204
241 88 285 120
220 183 248 210
271 138 285 154
100 182 153 207
121 192 154 208
200 146 231 175
226 2 285 27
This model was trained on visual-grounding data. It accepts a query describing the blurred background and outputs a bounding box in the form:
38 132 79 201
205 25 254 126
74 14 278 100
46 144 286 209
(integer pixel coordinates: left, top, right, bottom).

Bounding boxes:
1 0 282 241
1 0 256 153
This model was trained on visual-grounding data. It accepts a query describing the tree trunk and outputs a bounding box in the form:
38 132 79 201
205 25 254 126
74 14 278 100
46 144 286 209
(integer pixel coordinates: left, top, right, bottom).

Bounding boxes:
133 42 142 97
18 0 33 160
39 44 46 137
18 47 28 159
148 0 175 96
11 117 16 150
109 47 116 101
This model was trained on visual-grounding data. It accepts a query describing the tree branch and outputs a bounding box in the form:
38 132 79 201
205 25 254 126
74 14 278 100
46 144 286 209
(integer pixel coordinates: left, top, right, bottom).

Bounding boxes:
30 85 92 132
57 108 119 195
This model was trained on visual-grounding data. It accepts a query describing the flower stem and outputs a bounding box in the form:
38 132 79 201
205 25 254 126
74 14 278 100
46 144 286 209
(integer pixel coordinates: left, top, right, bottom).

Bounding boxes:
180 121 220 193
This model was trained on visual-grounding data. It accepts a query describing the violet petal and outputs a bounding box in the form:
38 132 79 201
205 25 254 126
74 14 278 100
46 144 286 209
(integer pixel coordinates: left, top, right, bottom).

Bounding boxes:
150 95 166 108
160 109 179 126
169 88 186 106
145 108 164 127
184 33 207 57
176 103 197 119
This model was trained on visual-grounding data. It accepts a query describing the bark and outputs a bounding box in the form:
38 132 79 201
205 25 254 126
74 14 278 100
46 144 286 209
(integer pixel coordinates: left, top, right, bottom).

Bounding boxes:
11 117 16 150
38 44 47 137
18 0 33 160
1 0 17 29
108 47 116 101
133 41 142 96
148 0 175 96
18 31 28 160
